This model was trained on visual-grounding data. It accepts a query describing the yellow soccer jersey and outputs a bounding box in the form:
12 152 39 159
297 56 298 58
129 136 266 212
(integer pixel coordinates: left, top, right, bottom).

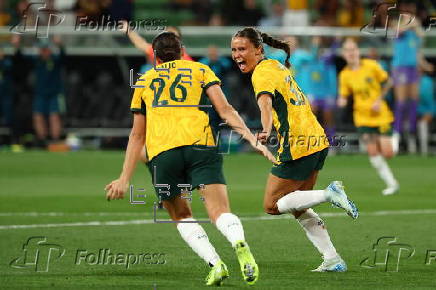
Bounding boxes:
130 60 220 161
339 59 394 127
252 59 329 162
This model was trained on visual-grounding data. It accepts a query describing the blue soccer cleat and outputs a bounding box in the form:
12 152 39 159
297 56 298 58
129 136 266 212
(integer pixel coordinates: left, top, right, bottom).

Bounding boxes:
325 181 359 219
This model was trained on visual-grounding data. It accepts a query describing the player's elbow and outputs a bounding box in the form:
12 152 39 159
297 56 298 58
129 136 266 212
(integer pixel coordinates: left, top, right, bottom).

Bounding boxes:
217 104 236 120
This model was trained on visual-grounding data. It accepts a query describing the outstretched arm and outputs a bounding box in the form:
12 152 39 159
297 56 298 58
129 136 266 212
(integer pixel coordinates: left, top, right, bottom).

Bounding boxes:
105 113 146 200
206 84 277 163
121 20 152 55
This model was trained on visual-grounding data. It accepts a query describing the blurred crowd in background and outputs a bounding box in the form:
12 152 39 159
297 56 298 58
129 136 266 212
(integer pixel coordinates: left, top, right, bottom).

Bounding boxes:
0 0 435 154
0 0 434 27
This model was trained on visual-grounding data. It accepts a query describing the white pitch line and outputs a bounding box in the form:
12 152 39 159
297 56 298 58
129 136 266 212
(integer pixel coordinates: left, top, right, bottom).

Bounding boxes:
0 209 435 230
0 212 150 217
0 219 156 229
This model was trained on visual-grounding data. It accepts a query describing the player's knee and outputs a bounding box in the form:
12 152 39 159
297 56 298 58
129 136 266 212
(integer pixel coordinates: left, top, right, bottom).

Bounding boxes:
208 208 227 223
291 209 307 219
383 150 394 159
382 145 395 159
170 205 192 221
367 146 379 156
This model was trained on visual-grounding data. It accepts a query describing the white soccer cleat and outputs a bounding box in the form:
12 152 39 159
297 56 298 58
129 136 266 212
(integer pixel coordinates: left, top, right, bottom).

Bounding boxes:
382 182 399 196
311 256 347 272
325 181 359 219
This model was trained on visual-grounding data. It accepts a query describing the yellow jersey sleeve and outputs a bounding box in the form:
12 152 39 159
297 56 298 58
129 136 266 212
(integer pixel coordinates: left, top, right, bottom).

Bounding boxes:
371 60 388 83
338 70 351 98
130 77 147 114
252 65 276 99
202 65 221 90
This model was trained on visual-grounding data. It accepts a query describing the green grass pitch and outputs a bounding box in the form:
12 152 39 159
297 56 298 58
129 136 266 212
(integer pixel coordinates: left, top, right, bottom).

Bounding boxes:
0 151 435 289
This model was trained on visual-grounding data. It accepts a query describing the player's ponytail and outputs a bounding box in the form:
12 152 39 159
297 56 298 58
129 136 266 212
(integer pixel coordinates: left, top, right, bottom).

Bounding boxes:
152 31 182 62
233 27 291 68
260 32 291 69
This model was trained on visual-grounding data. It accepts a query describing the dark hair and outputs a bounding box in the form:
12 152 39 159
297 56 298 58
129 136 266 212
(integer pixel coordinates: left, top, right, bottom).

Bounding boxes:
233 27 291 68
152 31 182 63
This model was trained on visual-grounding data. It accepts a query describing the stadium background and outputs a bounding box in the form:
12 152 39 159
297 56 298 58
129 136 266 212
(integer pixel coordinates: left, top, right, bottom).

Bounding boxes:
0 1 436 289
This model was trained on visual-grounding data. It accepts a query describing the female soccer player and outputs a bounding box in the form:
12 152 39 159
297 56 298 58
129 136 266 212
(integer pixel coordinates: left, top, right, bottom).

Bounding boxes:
121 21 193 161
338 38 399 195
417 66 435 155
231 27 358 272
105 32 276 286
391 6 431 153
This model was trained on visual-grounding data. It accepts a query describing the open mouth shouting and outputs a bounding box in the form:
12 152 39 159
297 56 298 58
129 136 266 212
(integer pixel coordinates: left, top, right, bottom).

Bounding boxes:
236 59 248 72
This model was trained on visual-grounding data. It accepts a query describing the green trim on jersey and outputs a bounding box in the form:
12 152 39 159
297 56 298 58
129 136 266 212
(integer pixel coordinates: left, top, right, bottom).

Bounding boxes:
203 80 221 90
357 124 393 136
256 91 274 100
272 89 292 161
130 99 146 114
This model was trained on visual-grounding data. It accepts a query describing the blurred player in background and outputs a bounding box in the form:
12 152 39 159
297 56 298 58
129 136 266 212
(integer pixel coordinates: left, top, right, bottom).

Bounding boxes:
338 38 399 195
231 27 358 272
305 36 337 145
417 65 435 155
0 44 13 147
14 36 65 148
288 36 312 96
199 45 231 84
391 5 429 153
33 37 65 147
105 32 277 286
